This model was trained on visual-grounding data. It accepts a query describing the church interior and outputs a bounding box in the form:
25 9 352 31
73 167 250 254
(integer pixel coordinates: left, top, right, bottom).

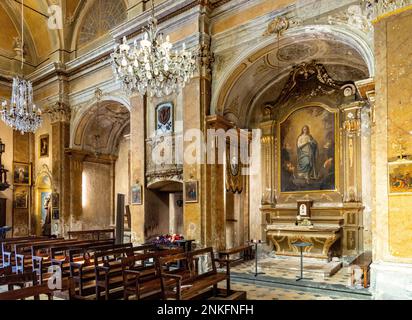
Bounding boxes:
0 0 411 301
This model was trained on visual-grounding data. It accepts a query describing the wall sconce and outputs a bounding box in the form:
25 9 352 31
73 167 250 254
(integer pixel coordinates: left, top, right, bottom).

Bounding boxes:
0 139 10 191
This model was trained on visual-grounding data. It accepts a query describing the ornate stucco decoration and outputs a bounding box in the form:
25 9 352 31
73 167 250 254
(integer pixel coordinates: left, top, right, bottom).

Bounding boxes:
263 16 302 36
45 102 72 123
199 41 215 77
264 61 356 114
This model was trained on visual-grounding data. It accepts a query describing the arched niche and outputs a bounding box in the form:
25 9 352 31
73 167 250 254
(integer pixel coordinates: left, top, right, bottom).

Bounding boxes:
33 165 53 236
212 25 373 127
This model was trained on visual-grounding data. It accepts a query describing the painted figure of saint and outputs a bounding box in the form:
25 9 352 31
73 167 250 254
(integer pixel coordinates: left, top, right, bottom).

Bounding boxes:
297 125 318 181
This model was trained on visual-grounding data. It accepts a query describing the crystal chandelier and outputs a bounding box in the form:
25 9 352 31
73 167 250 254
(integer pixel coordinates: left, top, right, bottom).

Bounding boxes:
111 0 197 97
0 0 42 134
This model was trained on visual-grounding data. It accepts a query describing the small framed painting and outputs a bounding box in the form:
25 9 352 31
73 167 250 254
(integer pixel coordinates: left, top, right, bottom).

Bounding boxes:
52 208 60 220
131 184 142 205
297 200 313 218
185 181 199 204
52 193 60 209
40 134 49 158
13 162 31 186
15 189 28 209
389 160 412 194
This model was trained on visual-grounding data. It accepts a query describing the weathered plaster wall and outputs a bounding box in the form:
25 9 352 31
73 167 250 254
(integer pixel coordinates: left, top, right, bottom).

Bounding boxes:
82 161 113 229
115 135 130 205
372 6 412 300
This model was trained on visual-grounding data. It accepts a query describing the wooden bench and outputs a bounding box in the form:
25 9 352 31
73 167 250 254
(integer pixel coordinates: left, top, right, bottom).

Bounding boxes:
159 247 229 300
69 243 134 299
94 244 156 300
0 272 46 300
32 239 116 282
1 237 49 267
68 229 115 241
122 248 184 300
3 238 63 271
351 251 372 288
218 244 254 267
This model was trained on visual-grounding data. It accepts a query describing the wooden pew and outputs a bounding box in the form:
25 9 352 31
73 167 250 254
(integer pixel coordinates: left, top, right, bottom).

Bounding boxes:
1 237 49 267
122 248 184 300
159 247 229 300
49 239 115 279
69 243 134 299
2 237 59 270
0 272 46 300
68 229 115 241
94 244 156 300
32 239 116 282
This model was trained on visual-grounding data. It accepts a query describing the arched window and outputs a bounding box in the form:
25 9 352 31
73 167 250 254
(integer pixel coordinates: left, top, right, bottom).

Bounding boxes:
78 0 127 47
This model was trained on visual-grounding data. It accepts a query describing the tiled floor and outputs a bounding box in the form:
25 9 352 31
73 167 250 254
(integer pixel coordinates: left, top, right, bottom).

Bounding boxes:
226 281 363 300
228 255 357 287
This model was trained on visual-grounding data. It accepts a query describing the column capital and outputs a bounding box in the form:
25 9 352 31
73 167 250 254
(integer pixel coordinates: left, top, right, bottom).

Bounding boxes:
45 102 71 124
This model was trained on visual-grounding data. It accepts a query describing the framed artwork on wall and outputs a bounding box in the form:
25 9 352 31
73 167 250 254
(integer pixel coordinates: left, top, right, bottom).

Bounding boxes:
155 102 174 134
40 134 49 158
13 162 31 186
279 105 338 193
14 189 28 209
52 193 59 209
131 184 142 205
388 160 412 195
185 180 198 203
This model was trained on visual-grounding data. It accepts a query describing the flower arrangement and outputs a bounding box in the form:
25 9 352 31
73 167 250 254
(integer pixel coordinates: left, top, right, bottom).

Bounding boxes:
153 234 184 246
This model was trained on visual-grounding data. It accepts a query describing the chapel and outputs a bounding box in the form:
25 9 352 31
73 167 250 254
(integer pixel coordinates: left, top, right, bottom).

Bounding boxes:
0 0 411 301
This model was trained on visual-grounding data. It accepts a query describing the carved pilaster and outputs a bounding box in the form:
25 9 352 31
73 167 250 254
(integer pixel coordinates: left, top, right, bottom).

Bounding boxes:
341 102 365 203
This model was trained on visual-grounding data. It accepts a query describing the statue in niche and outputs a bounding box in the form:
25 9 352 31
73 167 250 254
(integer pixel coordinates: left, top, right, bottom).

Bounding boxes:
296 125 318 182
42 195 52 236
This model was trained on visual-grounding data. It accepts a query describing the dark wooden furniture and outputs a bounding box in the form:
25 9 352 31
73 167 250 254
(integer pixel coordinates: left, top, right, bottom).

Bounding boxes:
68 243 132 299
218 244 254 267
159 247 229 300
0 272 48 300
351 251 372 288
122 248 184 300
94 244 156 300
1 236 48 267
68 229 115 241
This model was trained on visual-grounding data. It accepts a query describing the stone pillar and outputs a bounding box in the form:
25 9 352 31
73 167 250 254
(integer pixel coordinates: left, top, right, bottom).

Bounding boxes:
47 102 71 236
129 95 146 244
67 151 85 228
204 115 231 251
372 7 412 299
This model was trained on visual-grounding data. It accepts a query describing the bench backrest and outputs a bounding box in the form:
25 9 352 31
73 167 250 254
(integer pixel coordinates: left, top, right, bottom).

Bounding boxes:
68 229 115 240
50 239 115 259
0 272 38 287
93 244 155 268
68 242 133 264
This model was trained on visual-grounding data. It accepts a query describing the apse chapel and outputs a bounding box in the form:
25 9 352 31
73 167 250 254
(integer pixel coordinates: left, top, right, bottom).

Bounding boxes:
0 0 411 301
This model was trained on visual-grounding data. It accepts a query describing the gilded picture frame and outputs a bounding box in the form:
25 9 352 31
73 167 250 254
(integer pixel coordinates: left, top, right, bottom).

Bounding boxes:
39 134 49 158
388 160 412 195
13 162 31 186
278 104 340 194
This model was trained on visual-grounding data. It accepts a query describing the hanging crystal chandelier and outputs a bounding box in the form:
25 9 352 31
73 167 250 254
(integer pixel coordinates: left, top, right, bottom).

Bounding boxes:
1 78 42 134
111 0 197 98
0 0 42 134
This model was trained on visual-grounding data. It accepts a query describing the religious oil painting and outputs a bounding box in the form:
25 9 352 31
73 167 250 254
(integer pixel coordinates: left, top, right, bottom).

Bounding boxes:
185 181 198 203
40 134 49 157
13 162 31 186
280 106 337 193
131 184 142 205
156 102 173 135
15 189 28 209
389 161 412 194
